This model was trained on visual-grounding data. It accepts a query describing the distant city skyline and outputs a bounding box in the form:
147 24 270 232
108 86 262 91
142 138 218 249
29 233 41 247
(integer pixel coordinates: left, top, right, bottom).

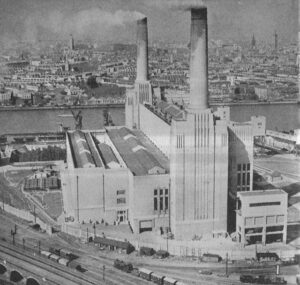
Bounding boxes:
0 0 298 46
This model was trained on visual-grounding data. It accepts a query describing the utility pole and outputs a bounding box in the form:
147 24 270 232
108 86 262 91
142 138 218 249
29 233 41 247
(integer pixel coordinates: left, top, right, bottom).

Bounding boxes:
14 224 17 235
33 205 36 223
11 229 15 245
86 227 89 242
103 265 105 281
22 238 25 250
38 240 41 254
93 223 96 238
225 252 228 277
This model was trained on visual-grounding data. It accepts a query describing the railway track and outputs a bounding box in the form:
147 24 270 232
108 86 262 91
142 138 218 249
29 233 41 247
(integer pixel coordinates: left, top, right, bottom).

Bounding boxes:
0 253 60 285
0 241 101 285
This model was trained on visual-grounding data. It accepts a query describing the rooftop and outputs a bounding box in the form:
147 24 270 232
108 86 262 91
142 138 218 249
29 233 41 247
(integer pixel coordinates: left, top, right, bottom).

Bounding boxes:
238 189 287 197
107 127 169 176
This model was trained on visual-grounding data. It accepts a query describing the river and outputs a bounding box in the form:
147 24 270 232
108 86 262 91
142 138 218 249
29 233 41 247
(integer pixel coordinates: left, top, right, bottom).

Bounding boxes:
0 102 299 134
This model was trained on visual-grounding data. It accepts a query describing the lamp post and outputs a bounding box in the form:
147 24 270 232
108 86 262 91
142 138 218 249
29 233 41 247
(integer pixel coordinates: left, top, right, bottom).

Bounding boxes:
93 223 96 239
103 265 105 281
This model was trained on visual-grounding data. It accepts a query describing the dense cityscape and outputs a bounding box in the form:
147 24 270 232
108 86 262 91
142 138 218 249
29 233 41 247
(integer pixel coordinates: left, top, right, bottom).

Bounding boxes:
0 0 299 285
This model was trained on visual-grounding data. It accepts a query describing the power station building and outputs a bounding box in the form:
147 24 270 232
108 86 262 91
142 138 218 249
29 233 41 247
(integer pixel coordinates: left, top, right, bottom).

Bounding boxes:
61 6 266 240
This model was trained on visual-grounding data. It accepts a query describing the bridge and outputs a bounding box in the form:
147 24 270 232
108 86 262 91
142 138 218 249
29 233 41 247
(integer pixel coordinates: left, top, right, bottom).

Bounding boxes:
0 261 47 285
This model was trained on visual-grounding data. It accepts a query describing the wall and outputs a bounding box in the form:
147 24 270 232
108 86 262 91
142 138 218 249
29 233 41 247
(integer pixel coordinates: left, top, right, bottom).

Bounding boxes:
61 167 130 224
170 110 229 239
139 104 171 158
130 174 170 233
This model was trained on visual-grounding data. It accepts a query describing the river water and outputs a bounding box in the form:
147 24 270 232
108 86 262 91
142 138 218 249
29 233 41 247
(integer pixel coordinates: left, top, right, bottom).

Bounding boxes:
0 103 299 134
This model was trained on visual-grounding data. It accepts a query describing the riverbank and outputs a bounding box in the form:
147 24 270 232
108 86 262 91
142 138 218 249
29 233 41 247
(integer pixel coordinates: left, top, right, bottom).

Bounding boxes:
0 103 125 112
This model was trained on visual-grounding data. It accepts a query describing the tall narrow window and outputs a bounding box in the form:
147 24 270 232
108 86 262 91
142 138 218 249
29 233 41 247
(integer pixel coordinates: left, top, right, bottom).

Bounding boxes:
154 197 157 211
160 197 163 211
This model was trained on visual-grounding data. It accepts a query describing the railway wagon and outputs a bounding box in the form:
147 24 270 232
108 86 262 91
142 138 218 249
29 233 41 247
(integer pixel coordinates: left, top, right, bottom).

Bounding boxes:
60 249 78 261
202 253 222 263
49 247 61 256
113 259 133 273
40 250 51 258
138 268 153 281
151 272 165 285
49 253 60 262
58 258 70 266
163 277 178 285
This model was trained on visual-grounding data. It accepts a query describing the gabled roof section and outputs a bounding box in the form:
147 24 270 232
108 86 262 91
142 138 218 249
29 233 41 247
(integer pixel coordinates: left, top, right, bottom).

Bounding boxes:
107 127 168 176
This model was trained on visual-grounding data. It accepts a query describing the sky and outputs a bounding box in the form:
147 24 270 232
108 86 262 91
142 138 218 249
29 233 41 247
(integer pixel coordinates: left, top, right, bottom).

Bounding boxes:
0 0 298 46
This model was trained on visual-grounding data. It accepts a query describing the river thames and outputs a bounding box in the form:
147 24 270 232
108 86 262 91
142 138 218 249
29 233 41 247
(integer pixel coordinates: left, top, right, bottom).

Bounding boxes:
0 102 299 134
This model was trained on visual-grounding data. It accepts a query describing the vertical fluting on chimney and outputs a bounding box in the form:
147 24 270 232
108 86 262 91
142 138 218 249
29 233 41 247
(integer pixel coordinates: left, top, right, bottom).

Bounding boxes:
136 17 148 82
189 7 209 111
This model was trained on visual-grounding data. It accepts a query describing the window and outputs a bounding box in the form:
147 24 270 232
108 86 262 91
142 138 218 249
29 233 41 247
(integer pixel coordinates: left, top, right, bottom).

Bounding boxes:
160 197 163 211
237 173 241 184
242 173 246 185
238 164 241 171
250 202 280 207
247 163 250 170
247 173 250 186
154 197 158 211
154 188 169 213
243 164 246 171
117 198 126 204
117 190 125 195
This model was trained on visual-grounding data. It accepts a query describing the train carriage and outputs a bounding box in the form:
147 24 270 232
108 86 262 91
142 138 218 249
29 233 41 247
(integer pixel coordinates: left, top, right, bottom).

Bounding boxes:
49 253 60 262
163 276 178 285
58 258 70 266
40 250 51 258
151 272 165 285
138 268 153 281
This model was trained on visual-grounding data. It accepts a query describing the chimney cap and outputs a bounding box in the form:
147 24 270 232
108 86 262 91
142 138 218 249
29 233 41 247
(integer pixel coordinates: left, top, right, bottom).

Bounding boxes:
137 17 147 25
191 7 207 20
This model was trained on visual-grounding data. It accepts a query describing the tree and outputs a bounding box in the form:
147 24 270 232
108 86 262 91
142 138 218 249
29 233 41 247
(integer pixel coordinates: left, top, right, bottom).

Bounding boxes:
86 76 98 89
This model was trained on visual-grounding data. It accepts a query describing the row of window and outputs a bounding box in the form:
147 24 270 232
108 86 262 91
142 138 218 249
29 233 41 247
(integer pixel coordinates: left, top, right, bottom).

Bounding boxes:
237 163 251 190
249 201 281 207
154 188 169 212
117 189 126 204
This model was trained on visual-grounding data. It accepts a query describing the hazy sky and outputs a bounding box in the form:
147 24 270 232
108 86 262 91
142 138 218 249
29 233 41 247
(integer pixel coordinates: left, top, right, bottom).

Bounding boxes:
0 0 298 45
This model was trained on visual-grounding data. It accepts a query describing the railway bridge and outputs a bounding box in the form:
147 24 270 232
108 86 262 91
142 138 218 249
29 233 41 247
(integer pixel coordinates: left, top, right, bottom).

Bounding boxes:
0 261 45 285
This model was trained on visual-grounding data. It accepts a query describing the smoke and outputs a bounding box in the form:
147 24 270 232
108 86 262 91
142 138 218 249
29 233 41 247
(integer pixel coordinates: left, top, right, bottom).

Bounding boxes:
145 0 208 10
21 8 145 42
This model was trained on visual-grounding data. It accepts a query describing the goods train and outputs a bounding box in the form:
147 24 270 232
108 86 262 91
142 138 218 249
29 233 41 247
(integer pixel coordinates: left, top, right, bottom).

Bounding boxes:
240 274 287 284
114 259 186 285
40 247 85 272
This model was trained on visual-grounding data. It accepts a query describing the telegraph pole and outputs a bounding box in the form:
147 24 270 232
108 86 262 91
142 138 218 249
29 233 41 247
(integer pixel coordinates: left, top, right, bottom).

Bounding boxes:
225 252 228 277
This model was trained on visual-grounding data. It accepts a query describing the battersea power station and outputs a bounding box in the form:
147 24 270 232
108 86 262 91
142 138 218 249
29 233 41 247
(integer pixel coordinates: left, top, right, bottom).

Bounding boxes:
61 7 265 240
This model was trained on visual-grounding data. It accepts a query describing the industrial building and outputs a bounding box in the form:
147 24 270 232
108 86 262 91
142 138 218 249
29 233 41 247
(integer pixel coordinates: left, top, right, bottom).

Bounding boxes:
61 6 274 241
61 127 170 233
236 189 287 246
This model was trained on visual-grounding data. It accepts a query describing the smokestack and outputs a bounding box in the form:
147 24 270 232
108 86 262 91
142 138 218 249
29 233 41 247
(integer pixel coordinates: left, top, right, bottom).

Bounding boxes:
189 7 209 112
136 17 148 82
